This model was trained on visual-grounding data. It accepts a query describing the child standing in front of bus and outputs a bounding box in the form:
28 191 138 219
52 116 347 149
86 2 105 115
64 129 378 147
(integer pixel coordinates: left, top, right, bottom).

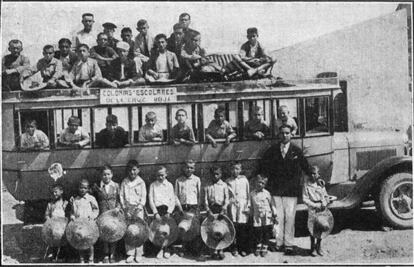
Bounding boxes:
120 160 147 263
148 166 177 259
138 111 164 142
274 105 298 136
250 174 277 257
244 106 270 140
171 109 196 145
206 107 237 148
44 183 69 262
96 114 128 148
68 179 99 263
226 161 250 257
92 164 121 263
302 165 331 257
203 166 229 260
175 160 202 257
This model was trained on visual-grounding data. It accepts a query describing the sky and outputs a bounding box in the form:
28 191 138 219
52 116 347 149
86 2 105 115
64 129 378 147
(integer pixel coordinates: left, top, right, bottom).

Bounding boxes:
1 2 401 64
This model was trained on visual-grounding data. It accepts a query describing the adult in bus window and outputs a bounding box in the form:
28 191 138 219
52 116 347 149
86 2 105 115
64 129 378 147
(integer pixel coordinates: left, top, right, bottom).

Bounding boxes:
96 114 128 148
19 120 50 151
58 116 90 148
244 106 270 140
274 105 298 137
260 124 310 255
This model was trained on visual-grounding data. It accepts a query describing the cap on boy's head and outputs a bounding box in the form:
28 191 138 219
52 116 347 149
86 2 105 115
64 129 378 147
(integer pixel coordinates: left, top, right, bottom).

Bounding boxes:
106 114 118 124
68 116 81 126
103 22 117 29
247 27 258 35
137 19 148 27
117 41 130 51
58 38 72 46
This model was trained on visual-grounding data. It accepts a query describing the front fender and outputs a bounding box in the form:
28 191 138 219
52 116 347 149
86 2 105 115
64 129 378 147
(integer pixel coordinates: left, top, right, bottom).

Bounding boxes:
329 156 412 210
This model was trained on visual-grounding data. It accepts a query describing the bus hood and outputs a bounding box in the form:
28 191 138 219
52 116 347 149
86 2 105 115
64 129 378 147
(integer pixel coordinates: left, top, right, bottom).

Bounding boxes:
334 130 406 150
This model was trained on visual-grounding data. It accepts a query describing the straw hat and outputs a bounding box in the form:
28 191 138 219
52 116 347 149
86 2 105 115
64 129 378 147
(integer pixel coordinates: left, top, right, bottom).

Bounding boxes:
124 217 149 248
307 208 334 239
65 218 99 250
42 217 68 247
200 214 235 250
177 211 201 242
149 216 178 248
20 71 47 91
96 209 127 243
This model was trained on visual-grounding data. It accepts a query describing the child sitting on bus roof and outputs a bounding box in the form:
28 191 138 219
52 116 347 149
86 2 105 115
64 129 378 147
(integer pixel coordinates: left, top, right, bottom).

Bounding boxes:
244 106 270 140
55 38 78 84
120 27 136 60
68 44 116 92
171 109 195 145
59 116 90 148
134 19 154 76
274 105 298 137
109 41 144 87
145 34 180 83
19 120 50 151
181 31 223 75
96 114 128 148
90 32 118 80
235 27 275 78
2 39 31 92
138 111 164 142
33 45 65 88
206 107 237 148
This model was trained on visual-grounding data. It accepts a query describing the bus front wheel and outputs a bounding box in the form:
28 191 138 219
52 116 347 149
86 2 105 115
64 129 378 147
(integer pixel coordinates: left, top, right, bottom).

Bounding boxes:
377 172 413 229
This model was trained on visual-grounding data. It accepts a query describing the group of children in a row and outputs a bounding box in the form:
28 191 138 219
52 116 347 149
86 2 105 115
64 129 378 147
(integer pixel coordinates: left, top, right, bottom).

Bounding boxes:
46 160 281 263
20 104 297 151
2 12 275 92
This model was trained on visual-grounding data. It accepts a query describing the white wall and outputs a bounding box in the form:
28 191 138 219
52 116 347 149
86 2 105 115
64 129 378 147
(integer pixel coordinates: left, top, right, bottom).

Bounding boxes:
270 9 411 132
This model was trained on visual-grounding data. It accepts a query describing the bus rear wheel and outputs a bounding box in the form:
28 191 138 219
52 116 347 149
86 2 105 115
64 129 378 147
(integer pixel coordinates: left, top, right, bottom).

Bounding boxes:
378 172 413 229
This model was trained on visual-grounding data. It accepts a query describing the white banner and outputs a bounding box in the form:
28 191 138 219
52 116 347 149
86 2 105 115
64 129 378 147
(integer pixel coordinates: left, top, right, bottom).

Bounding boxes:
100 87 177 105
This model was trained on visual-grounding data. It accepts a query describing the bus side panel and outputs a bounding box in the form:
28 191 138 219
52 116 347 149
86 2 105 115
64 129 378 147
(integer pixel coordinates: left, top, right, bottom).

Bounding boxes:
2 105 16 151
302 136 333 183
2 171 20 200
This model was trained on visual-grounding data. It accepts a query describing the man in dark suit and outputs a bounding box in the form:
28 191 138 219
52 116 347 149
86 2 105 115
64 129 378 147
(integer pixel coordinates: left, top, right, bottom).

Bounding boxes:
261 124 310 255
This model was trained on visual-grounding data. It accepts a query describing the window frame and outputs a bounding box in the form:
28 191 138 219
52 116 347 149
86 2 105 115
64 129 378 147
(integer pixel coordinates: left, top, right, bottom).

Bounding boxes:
301 95 333 138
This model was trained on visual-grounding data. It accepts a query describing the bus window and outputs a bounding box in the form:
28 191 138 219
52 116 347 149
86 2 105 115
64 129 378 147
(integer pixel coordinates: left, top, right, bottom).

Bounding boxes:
19 110 51 150
273 99 299 137
94 107 109 136
170 104 197 141
242 100 271 140
203 102 238 142
55 108 91 148
139 105 168 143
305 96 329 134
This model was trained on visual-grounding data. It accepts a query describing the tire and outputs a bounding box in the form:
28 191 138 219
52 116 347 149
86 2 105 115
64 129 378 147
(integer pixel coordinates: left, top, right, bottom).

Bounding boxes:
377 172 413 229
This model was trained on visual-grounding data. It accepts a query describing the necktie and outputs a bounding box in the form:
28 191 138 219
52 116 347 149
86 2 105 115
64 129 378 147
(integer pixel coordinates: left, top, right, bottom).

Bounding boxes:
143 36 149 56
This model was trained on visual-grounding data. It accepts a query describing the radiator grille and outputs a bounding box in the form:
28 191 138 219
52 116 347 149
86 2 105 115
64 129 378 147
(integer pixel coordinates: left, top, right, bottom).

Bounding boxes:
356 149 396 170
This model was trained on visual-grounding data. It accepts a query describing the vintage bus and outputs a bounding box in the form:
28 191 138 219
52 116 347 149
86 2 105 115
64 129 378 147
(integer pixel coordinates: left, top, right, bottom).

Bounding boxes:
2 76 412 229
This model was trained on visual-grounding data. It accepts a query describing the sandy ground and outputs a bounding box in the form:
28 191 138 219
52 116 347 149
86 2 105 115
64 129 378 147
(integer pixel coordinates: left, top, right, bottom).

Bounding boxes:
2 189 413 265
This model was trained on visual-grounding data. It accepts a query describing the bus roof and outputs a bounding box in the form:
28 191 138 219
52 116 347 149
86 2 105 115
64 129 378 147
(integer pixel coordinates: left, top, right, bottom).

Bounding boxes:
2 77 340 109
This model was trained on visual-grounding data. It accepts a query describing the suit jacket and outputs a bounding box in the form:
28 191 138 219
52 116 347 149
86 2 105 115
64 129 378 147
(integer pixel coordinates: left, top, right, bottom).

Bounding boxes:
261 142 310 197
96 127 128 148
148 50 180 77
92 181 121 213
134 32 154 58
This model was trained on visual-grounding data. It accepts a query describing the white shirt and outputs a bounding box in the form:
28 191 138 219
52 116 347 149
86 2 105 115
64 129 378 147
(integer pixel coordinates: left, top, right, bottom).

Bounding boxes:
74 29 98 49
120 176 147 209
280 142 290 158
175 174 201 206
59 126 90 147
149 179 175 214
156 52 169 73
